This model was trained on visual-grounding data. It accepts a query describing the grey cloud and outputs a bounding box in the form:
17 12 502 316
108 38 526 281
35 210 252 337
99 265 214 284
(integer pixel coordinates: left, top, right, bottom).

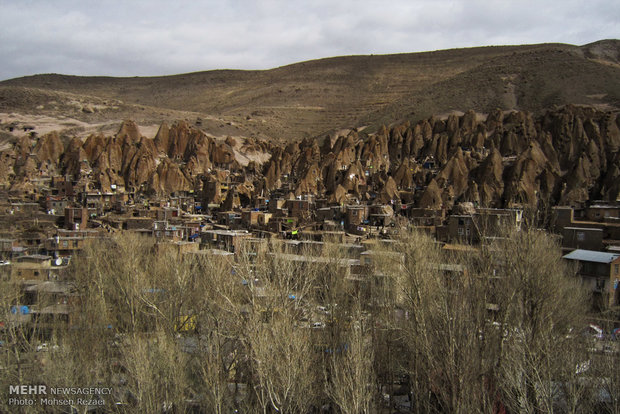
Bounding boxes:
0 0 617 80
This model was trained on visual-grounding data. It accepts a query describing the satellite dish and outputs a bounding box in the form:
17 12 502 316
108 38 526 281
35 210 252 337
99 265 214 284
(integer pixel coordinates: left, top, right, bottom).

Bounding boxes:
54 258 62 266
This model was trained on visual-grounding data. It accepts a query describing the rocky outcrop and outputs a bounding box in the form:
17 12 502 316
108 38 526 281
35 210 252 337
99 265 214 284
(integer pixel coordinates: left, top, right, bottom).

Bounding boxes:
435 148 470 202
419 179 443 209
328 184 348 205
61 137 89 178
474 148 504 206
3 105 620 214
33 131 64 167
377 176 400 204
150 158 191 194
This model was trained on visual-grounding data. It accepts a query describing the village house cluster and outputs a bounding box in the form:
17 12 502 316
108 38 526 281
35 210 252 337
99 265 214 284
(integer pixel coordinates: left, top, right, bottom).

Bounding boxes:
1 168 620 337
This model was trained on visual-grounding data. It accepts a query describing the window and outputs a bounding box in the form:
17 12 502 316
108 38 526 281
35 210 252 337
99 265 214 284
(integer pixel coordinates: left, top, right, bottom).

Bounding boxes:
576 232 585 241
615 264 619 275
458 227 464 235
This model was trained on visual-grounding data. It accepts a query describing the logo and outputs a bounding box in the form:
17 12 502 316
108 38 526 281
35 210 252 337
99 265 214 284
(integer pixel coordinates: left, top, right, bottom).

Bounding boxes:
9 385 46 395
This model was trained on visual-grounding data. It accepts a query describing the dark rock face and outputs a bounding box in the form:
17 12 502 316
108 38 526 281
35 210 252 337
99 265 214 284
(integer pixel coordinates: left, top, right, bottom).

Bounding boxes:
3 105 620 210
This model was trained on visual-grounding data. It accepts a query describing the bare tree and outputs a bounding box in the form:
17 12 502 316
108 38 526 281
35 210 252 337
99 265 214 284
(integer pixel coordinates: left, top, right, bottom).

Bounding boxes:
247 311 318 413
373 226 593 413
0 279 38 413
390 230 491 413
326 300 375 414
4 220 602 414
190 249 247 414
243 247 322 413
120 330 189 413
488 228 590 413
593 346 620 413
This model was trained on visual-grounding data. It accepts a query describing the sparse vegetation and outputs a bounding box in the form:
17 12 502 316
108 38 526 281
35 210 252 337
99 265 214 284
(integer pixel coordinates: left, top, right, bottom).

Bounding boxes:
2 227 616 413
2 41 619 141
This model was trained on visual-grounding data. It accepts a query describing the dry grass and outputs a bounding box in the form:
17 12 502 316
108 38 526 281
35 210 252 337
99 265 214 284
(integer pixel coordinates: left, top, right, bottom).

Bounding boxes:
1 40 619 142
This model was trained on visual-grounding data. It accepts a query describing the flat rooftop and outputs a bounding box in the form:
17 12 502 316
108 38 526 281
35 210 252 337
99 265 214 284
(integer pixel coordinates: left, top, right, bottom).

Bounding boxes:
563 249 620 263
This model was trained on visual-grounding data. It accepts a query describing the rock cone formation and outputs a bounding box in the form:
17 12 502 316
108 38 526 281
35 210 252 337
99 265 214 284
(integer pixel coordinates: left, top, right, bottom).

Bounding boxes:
1 105 619 212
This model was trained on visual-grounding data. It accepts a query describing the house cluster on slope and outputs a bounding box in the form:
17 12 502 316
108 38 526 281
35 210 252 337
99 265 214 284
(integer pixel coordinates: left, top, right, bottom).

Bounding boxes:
2 170 620 341
552 203 620 310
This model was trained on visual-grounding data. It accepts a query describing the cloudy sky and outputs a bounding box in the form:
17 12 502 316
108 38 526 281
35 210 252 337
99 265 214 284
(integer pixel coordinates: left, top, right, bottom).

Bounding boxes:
1 0 617 81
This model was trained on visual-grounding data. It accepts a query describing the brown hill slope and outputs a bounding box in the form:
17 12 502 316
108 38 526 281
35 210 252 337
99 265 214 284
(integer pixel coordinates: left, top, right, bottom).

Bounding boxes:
2 41 619 141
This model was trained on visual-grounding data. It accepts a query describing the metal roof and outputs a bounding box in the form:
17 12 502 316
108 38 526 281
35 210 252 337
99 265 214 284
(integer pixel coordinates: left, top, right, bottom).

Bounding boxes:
563 249 620 263
17 254 52 261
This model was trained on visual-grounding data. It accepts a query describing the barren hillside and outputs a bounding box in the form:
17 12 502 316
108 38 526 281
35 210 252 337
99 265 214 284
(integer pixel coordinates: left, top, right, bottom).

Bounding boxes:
2 40 619 141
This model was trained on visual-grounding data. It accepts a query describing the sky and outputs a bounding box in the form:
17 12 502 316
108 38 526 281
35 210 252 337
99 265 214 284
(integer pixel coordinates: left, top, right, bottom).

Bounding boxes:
0 0 618 81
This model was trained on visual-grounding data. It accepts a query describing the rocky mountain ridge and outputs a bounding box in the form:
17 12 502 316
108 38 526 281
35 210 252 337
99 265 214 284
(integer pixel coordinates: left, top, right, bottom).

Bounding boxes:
2 105 619 212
